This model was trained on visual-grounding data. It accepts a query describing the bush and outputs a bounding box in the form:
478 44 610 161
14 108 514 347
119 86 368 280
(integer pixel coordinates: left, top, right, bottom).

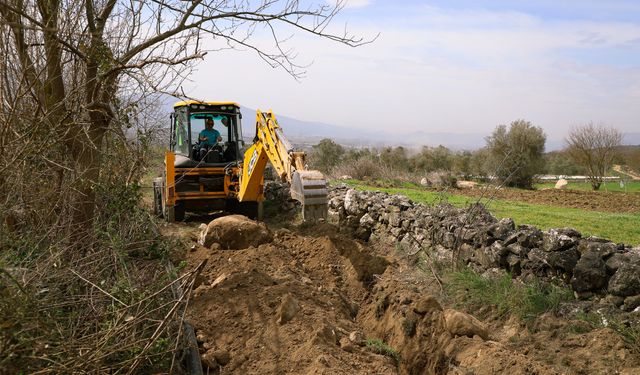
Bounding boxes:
309 138 345 173
544 150 585 176
485 120 546 189
424 171 458 188
333 157 384 180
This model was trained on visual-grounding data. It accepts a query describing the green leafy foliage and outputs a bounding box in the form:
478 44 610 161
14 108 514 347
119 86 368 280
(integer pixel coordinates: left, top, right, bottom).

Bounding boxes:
485 119 546 189
309 138 345 173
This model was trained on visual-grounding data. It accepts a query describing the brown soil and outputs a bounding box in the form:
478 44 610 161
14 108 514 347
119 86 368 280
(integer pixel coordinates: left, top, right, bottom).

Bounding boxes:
454 186 640 214
166 217 640 374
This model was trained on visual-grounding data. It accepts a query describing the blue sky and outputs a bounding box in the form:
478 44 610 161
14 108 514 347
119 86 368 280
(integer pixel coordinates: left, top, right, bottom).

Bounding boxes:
186 0 640 143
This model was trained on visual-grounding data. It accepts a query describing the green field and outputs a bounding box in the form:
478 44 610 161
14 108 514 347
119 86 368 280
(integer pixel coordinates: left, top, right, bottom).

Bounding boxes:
340 181 640 246
535 180 640 193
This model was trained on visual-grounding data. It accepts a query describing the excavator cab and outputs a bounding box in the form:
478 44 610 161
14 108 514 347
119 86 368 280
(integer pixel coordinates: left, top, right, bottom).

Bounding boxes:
171 103 244 167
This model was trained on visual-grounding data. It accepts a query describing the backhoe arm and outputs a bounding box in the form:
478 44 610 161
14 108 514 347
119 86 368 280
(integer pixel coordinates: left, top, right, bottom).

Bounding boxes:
237 110 328 221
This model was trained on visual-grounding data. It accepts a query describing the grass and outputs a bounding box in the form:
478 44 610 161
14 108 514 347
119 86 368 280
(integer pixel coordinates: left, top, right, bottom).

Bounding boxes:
535 180 640 193
446 268 574 323
365 338 401 365
574 312 640 351
338 180 640 246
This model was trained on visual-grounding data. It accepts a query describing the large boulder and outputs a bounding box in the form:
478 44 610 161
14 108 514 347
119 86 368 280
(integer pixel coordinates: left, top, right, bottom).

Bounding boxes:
198 215 273 249
554 179 568 189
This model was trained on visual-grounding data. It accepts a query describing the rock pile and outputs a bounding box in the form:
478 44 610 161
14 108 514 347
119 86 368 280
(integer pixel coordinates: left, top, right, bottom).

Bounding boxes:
327 185 640 308
264 180 299 212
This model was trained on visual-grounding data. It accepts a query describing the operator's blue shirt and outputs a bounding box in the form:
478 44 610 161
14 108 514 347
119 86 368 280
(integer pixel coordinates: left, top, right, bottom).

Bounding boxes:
199 129 220 147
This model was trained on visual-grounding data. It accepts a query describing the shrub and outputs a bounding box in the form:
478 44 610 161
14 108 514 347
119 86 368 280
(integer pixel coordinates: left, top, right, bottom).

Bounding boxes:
309 138 345 173
485 120 546 189
425 170 457 188
333 157 384 180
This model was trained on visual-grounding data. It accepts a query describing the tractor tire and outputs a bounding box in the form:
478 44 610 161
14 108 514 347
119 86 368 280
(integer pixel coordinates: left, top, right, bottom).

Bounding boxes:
174 202 185 222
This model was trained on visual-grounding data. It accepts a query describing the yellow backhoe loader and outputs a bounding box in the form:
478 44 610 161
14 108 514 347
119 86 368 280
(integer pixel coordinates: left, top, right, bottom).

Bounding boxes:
153 101 328 222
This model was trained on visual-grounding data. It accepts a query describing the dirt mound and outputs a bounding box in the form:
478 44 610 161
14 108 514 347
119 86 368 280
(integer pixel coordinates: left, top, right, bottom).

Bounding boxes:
174 219 640 374
185 229 398 374
198 214 273 249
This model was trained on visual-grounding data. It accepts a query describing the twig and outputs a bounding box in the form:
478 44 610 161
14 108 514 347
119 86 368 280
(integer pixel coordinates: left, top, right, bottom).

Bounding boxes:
69 268 127 307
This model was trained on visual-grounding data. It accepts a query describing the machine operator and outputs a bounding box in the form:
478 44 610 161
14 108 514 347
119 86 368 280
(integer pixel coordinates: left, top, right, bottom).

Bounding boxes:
198 118 223 160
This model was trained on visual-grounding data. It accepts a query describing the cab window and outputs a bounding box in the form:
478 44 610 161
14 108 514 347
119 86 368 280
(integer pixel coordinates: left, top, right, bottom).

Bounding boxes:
174 109 190 155
191 114 230 144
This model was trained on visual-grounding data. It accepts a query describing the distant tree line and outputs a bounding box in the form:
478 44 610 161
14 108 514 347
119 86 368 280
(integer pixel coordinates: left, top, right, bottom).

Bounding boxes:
309 120 637 190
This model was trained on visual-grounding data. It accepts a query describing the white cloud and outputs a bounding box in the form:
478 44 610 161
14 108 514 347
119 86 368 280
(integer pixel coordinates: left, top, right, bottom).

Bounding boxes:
185 3 640 142
345 0 372 8
326 0 372 10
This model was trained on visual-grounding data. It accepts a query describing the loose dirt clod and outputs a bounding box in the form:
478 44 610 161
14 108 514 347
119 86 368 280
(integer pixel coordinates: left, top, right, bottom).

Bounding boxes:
276 293 299 324
443 309 489 340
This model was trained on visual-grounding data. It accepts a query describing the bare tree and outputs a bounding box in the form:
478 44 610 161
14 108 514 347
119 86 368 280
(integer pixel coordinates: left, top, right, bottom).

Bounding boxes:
566 123 622 190
0 0 370 236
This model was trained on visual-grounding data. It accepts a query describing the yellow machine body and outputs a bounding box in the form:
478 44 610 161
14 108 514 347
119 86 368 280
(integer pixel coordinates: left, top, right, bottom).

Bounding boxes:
153 101 327 221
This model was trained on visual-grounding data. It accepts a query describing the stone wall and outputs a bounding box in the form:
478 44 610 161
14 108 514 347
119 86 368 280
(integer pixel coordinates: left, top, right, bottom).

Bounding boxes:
327 186 640 311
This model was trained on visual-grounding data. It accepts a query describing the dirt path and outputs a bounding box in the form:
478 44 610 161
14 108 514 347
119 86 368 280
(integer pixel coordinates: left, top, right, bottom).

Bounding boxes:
614 164 640 181
165 216 640 374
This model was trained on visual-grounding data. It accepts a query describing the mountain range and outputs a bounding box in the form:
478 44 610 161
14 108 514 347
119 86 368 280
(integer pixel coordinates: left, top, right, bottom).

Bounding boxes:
159 97 639 151
240 107 640 151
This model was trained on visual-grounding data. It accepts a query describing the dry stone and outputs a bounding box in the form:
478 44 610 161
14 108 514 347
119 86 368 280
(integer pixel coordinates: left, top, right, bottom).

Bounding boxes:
548 247 580 275
623 295 640 311
487 218 515 241
608 261 640 297
570 251 609 293
543 229 577 252
327 186 638 301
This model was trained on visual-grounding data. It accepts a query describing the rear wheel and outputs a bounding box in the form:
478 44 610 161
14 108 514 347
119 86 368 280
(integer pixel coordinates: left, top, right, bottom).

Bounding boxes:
174 202 185 222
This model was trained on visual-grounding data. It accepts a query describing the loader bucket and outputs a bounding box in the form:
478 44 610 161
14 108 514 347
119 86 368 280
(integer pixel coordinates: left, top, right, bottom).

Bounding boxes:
290 170 328 221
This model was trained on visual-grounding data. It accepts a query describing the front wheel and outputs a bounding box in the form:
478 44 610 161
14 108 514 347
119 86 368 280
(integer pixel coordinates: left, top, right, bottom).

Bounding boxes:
174 202 185 222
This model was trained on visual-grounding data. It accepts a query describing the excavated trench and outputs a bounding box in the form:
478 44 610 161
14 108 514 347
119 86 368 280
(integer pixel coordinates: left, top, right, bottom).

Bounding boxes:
174 214 640 375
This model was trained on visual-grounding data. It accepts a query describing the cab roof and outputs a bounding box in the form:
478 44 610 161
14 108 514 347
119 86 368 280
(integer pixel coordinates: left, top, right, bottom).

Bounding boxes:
173 100 240 108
